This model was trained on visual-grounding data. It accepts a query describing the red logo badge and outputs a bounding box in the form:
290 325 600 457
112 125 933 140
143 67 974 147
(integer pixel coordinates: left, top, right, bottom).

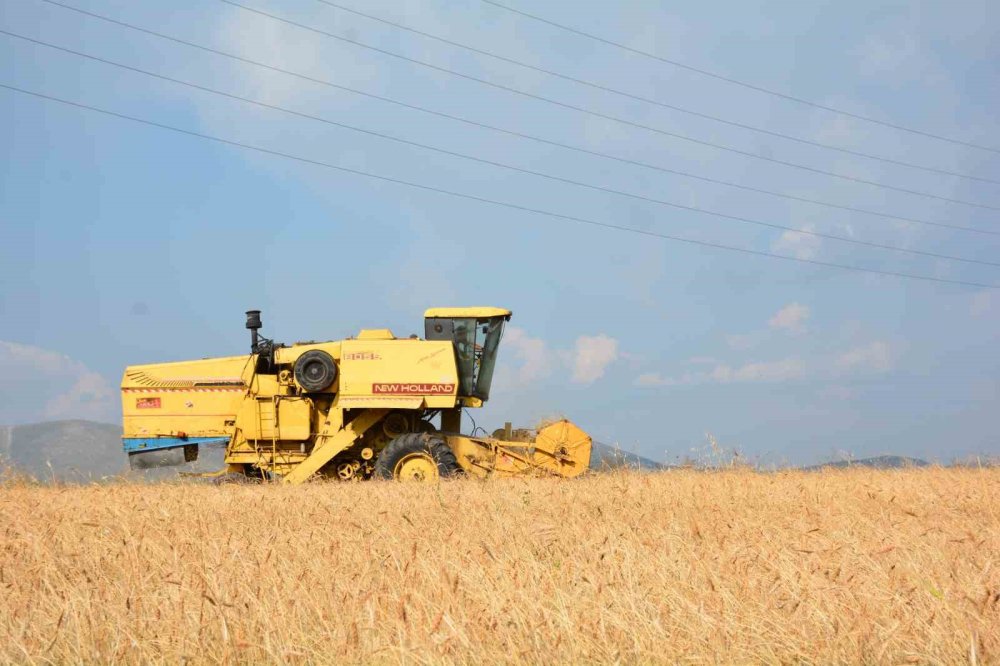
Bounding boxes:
372 383 455 395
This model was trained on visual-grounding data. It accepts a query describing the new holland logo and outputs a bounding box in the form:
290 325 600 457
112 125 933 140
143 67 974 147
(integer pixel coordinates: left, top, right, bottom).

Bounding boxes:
372 383 455 395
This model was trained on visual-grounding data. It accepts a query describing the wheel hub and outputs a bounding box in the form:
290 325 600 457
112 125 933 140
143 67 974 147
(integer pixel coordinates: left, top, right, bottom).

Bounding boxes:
393 453 439 482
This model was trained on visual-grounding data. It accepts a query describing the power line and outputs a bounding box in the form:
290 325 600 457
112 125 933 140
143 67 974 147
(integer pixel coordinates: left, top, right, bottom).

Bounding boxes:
37 0 997 237
3 83 995 289
218 0 1000 212
482 0 1000 156
311 0 999 186
6 29 997 269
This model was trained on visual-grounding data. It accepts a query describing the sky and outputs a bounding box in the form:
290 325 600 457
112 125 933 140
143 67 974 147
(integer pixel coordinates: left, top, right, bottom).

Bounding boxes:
1 0 998 465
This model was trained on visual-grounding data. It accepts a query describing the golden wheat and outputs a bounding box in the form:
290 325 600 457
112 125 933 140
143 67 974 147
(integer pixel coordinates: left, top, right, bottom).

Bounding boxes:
0 468 997 664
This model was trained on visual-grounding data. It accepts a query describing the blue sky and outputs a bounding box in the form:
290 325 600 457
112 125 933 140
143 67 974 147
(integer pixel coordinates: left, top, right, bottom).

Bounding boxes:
1 0 997 465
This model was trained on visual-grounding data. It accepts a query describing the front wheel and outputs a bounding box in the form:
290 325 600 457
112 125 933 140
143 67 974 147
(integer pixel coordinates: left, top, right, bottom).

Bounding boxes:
374 433 461 482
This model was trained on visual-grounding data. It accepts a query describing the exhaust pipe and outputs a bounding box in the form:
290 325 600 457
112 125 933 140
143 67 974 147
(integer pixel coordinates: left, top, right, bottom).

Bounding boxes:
246 310 262 352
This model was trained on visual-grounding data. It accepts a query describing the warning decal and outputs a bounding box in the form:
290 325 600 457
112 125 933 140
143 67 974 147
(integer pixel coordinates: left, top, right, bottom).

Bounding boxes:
372 383 455 395
136 397 162 409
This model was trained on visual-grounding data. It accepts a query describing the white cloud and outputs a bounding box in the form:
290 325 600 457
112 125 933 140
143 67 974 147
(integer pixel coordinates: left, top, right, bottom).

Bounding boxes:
503 327 552 384
638 337 898 388
44 372 116 421
635 372 669 387
712 358 805 383
637 357 805 387
768 302 810 334
0 342 116 424
725 303 809 352
495 329 620 388
772 225 821 260
835 341 893 373
570 334 619 385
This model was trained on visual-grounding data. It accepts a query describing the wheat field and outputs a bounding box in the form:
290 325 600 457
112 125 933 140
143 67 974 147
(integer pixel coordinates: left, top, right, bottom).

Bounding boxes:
0 468 997 664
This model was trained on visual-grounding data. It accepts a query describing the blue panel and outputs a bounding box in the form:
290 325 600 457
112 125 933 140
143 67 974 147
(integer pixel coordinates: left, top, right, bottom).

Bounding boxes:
122 436 230 453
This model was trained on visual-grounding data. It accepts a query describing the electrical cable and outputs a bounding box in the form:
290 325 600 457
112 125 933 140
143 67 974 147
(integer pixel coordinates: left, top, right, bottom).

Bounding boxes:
217 0 1000 211
3 82 996 289
311 0 999 185
5 29 996 267
34 0 994 236
464 410 485 438
481 0 1000 155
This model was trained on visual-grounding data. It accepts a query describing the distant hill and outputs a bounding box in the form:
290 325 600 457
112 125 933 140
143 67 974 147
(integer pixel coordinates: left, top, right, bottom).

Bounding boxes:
590 442 663 471
0 420 126 481
802 455 930 471
0 420 225 482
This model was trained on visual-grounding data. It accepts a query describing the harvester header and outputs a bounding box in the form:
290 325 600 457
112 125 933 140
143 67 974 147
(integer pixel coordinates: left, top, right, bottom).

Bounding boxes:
121 307 590 483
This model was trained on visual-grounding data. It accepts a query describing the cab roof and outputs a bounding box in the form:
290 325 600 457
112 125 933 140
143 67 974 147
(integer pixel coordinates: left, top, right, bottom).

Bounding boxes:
423 307 512 319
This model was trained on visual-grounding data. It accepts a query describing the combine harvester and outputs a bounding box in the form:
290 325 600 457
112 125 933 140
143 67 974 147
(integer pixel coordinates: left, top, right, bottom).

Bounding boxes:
121 308 592 483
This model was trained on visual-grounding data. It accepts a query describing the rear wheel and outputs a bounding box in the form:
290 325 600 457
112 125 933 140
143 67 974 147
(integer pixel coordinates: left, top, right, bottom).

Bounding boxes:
374 433 461 482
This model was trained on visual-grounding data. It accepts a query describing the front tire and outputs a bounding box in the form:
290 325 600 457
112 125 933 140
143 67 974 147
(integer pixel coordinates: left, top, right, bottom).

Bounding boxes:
374 433 461 482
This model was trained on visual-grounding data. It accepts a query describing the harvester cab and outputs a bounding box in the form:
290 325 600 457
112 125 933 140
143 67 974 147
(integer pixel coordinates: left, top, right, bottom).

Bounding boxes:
423 307 511 405
121 307 591 483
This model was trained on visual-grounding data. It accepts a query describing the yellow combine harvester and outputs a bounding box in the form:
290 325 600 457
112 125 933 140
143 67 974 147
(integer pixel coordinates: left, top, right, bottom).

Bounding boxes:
121 308 591 483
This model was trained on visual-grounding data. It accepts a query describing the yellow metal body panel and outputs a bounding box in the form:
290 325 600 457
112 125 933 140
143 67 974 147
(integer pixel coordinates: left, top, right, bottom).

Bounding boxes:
247 374 281 396
338 339 458 409
356 329 395 340
274 342 342 366
236 397 311 441
282 408 388 484
336 396 422 409
424 307 511 319
121 356 249 439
